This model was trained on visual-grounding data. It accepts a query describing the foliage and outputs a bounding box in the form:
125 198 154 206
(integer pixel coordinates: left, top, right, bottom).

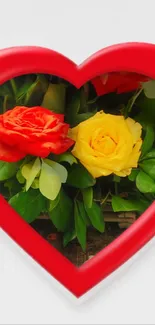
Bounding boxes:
1 73 155 251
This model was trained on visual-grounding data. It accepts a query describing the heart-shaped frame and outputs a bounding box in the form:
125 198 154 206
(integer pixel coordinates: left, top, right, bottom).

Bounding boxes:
1 43 155 298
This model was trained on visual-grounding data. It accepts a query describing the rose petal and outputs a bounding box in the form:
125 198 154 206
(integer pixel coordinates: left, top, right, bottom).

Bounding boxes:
17 137 74 158
0 141 25 162
0 106 71 159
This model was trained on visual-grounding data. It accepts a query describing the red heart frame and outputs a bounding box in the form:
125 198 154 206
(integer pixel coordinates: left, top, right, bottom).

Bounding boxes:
1 43 155 298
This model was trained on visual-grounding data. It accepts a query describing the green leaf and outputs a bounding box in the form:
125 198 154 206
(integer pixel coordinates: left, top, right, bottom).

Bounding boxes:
74 200 86 251
135 97 155 126
67 91 81 124
141 126 155 157
85 202 105 232
0 161 19 181
48 192 60 212
142 80 155 99
55 152 78 165
31 179 39 189
128 169 139 181
0 81 13 97
16 76 35 105
41 83 66 113
24 75 48 106
76 200 90 226
21 161 34 180
141 149 155 161
0 80 15 113
136 170 155 193
4 179 15 193
4 178 22 196
44 159 68 183
124 88 142 117
87 97 98 105
113 175 121 183
9 189 46 223
79 87 89 112
48 189 73 231
82 187 93 208
67 163 96 188
20 155 34 168
112 195 147 212
139 159 155 181
63 229 76 247
39 161 61 200
73 111 96 126
25 158 41 191
16 170 25 184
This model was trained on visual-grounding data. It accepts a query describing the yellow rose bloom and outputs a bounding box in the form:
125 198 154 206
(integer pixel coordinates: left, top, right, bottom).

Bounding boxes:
69 111 142 178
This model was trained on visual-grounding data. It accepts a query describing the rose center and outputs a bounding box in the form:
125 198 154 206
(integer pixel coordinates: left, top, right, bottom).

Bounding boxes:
91 132 117 155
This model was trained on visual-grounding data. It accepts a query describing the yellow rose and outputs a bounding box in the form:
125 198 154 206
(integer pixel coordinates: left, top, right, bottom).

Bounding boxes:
69 111 142 178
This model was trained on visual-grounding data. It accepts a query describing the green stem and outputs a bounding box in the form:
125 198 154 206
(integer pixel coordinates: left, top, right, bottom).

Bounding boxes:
124 88 143 118
128 88 143 113
114 182 118 195
100 191 111 205
87 96 98 105
74 190 80 201
3 95 8 113
10 79 17 97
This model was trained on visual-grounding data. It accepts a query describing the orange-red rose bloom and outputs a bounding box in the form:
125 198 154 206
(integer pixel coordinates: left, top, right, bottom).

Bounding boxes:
0 106 74 162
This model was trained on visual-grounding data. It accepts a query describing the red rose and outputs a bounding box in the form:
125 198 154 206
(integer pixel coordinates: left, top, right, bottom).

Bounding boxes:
91 72 149 96
0 106 74 162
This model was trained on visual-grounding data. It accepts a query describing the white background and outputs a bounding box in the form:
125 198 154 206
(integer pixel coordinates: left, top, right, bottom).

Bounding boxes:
0 0 155 324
